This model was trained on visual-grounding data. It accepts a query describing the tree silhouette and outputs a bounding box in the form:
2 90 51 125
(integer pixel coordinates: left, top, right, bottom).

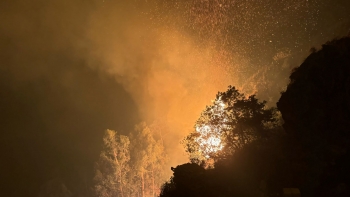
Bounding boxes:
184 86 277 161
160 163 209 197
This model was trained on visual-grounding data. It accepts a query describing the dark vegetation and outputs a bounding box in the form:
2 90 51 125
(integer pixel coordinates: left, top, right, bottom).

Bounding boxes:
183 86 278 162
160 36 350 197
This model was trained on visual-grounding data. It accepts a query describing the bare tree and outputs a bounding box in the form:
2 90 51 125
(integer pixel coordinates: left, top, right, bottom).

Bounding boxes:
94 130 130 197
130 122 168 197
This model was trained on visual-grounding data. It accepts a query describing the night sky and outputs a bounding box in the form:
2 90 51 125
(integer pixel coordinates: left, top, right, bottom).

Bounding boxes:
1 0 349 196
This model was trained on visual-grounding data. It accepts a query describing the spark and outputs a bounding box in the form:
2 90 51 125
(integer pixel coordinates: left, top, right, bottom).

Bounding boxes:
195 98 227 158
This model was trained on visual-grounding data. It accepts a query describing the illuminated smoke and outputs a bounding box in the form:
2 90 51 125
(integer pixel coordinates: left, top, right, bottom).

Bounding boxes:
1 0 350 194
87 0 348 170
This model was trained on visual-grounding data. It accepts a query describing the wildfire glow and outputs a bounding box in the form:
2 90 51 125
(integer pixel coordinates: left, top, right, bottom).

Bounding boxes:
195 99 227 158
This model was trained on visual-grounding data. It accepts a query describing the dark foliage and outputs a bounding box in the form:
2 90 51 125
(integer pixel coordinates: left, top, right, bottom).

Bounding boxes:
161 134 286 197
277 36 350 196
183 86 278 161
163 87 283 197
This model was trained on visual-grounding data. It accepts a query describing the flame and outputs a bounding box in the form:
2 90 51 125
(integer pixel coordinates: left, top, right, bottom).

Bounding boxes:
195 98 227 158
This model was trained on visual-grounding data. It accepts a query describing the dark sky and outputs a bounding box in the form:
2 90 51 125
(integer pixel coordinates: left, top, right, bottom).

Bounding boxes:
1 0 349 196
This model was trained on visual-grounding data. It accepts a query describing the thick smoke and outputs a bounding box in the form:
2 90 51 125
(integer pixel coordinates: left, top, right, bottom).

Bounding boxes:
85 0 350 168
0 0 140 196
86 0 240 168
1 0 350 196
0 1 237 195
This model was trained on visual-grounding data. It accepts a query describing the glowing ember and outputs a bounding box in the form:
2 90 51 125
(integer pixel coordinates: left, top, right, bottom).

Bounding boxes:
195 98 228 158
